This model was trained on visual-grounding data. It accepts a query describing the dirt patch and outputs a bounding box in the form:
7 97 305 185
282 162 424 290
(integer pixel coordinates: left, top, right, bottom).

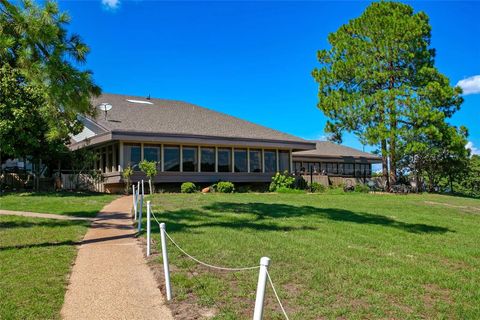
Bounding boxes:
422 283 454 317
424 201 480 214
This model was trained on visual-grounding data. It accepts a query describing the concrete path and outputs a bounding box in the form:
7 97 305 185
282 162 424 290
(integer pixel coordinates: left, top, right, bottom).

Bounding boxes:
61 196 173 320
0 209 94 221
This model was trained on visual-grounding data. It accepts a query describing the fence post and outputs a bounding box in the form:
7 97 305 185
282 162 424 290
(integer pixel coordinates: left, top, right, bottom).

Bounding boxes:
253 257 270 320
133 184 137 220
160 223 172 301
138 180 144 232
146 201 151 256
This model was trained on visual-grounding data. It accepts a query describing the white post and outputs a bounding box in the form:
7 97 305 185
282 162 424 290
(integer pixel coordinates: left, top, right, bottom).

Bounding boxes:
253 257 270 320
138 180 144 232
160 223 172 301
146 201 151 256
133 184 137 220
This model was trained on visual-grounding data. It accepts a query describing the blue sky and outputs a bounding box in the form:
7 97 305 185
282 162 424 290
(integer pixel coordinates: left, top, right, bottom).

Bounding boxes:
59 0 479 155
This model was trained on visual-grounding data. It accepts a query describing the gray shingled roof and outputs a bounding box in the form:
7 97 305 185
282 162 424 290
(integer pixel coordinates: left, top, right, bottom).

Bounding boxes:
88 93 309 143
293 141 381 161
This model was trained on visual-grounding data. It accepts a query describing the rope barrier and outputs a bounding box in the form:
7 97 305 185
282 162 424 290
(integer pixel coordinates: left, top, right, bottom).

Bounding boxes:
150 208 260 272
266 269 290 320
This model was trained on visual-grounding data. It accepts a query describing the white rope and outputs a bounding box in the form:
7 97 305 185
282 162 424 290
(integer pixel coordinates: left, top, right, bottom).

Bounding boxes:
164 231 260 271
266 269 290 320
150 208 259 272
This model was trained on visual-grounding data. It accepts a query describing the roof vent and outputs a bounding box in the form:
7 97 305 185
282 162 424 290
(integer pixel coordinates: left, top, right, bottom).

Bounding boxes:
126 99 153 105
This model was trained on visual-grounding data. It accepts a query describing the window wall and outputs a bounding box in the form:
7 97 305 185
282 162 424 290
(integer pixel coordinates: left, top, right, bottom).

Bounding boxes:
182 146 198 172
234 149 248 172
217 148 232 172
118 143 292 175
201 147 215 172
292 161 372 177
164 146 180 171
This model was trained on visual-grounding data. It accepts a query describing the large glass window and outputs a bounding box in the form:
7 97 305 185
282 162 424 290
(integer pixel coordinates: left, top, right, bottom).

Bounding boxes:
124 144 141 171
144 145 160 171
338 163 344 175
182 146 198 172
345 163 354 176
218 148 232 172
164 146 180 172
294 161 302 174
201 147 215 172
264 150 277 173
234 149 248 172
278 150 290 173
249 149 262 173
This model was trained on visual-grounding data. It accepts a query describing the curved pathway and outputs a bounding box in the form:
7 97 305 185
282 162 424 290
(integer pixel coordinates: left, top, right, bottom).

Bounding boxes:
61 196 173 320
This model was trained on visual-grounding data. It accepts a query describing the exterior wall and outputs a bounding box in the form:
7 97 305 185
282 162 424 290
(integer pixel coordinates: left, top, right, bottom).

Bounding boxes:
93 140 293 185
292 157 377 178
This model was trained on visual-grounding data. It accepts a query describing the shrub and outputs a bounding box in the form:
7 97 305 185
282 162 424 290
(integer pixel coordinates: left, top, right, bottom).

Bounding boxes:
354 184 370 193
310 182 326 193
216 181 235 193
276 187 305 194
269 171 295 192
181 182 197 193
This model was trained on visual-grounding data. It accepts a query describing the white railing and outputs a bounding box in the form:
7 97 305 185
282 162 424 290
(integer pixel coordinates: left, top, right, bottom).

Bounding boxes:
133 182 290 320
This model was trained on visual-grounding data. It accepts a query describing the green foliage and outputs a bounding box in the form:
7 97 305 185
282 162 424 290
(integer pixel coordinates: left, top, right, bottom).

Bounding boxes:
354 184 370 193
139 160 158 178
215 181 235 193
312 2 463 187
310 182 326 193
454 155 480 197
276 187 305 194
0 0 100 142
269 171 295 192
181 182 197 194
122 166 134 194
139 160 158 195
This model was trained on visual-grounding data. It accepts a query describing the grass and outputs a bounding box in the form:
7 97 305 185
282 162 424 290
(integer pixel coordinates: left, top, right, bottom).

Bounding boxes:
0 191 118 217
143 192 480 319
0 215 88 319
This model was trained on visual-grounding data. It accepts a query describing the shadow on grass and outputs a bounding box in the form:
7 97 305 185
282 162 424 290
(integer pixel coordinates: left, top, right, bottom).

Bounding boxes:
200 202 452 234
1 191 108 198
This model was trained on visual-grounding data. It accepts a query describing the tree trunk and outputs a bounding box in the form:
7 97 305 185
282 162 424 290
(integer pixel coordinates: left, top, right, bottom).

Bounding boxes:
381 139 390 191
149 178 153 195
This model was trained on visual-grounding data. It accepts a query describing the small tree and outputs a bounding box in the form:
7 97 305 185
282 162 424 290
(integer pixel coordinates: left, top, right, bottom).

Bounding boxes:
139 160 158 195
122 166 134 195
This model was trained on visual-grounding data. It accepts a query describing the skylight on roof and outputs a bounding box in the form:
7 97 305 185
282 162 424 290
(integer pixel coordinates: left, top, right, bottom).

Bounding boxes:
126 99 153 105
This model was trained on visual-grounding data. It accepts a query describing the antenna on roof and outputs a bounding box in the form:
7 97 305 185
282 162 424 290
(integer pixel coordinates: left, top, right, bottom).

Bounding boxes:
97 103 112 120
146 94 151 100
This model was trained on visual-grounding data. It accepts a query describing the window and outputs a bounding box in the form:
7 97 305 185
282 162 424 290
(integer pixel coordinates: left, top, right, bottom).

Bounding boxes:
144 145 160 170
201 147 215 172
249 149 262 173
278 150 290 172
164 146 180 171
264 150 277 173
182 146 198 172
355 163 362 177
218 148 231 172
338 163 344 175
106 146 113 173
345 163 354 176
124 144 141 170
294 161 302 174
234 149 248 172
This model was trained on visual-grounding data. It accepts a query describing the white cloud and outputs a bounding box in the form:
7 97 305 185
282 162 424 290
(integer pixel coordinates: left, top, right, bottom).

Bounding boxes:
466 141 480 155
102 0 119 9
457 75 480 95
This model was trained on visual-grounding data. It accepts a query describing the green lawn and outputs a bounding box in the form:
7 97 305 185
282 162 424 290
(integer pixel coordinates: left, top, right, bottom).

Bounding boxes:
0 192 118 217
143 192 480 319
0 192 117 319
0 215 88 319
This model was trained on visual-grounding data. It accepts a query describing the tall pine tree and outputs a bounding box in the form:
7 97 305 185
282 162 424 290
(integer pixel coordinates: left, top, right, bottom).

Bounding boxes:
312 2 462 189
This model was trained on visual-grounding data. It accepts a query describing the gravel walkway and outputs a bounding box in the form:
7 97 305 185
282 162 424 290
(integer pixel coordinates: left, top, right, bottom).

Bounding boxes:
61 196 173 320
0 209 94 221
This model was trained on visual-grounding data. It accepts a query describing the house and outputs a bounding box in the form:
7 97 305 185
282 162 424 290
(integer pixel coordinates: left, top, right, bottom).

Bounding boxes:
292 141 382 178
69 93 380 192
